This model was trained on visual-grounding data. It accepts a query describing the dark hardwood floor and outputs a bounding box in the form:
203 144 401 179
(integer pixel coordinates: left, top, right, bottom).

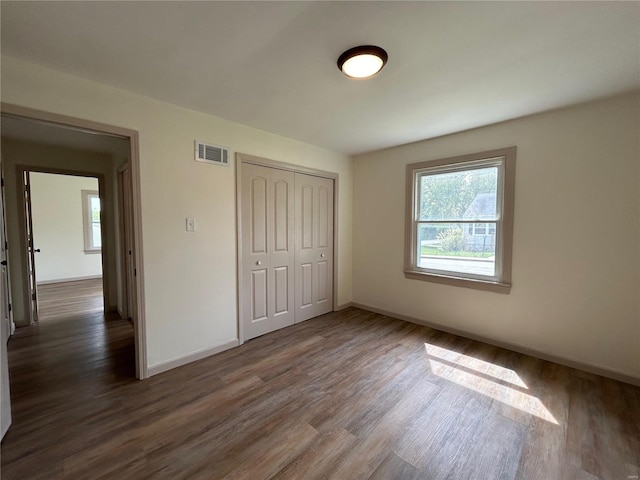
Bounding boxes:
36 278 104 321
1 307 639 479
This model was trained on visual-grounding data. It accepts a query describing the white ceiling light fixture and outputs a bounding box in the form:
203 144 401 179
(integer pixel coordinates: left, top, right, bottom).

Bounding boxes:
337 45 388 79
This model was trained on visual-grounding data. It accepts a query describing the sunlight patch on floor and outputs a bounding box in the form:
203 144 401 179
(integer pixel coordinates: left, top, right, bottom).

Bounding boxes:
425 342 527 388
425 344 558 424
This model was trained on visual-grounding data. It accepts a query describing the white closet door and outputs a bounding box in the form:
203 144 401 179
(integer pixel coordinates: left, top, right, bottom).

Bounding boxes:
241 164 295 340
294 173 334 323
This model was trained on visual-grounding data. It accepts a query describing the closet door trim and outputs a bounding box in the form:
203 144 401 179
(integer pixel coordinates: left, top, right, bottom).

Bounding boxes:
236 153 339 344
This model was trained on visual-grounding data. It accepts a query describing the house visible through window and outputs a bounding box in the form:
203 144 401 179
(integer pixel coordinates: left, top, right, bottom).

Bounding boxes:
82 190 101 253
405 147 516 293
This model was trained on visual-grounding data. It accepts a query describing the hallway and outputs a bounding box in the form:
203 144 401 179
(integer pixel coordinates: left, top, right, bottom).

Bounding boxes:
37 278 104 321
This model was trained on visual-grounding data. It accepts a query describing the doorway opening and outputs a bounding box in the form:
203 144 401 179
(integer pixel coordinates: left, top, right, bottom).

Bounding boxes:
26 171 104 322
0 103 147 379
0 104 147 444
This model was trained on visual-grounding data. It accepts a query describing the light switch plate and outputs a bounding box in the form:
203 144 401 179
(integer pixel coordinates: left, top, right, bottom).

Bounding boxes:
186 217 196 232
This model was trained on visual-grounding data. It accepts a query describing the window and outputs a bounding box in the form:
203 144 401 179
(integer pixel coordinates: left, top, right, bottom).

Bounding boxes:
468 223 496 235
473 223 487 235
405 147 516 293
82 190 101 253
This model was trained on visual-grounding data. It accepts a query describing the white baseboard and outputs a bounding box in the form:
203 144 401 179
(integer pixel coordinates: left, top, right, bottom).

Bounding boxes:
37 275 102 285
335 302 353 311
147 339 239 377
352 302 640 387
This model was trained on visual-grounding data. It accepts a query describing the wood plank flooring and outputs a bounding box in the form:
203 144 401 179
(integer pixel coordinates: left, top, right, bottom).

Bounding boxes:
1 307 639 479
36 278 103 321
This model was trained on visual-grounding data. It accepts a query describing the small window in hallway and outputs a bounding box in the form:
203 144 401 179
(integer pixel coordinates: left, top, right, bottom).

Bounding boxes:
82 190 101 252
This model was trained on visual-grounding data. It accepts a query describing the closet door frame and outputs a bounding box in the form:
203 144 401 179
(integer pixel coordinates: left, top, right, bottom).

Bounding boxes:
236 153 339 344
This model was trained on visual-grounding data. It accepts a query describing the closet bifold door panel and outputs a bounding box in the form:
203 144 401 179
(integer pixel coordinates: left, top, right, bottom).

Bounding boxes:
294 173 334 323
241 164 295 340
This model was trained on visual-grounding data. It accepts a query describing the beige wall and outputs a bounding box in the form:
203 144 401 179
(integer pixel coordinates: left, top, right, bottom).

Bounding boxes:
353 91 640 380
0 139 120 323
0 56 353 370
30 172 102 283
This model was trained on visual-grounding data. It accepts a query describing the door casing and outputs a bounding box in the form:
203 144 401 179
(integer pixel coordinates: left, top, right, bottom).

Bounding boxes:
0 102 148 379
236 153 339 344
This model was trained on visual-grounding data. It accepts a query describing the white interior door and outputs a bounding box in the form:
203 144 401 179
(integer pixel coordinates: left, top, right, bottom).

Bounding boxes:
241 164 295 340
294 173 334 323
22 171 39 323
1 161 12 440
120 166 135 321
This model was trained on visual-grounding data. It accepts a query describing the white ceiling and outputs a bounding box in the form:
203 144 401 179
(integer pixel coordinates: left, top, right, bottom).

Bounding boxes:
1 1 638 155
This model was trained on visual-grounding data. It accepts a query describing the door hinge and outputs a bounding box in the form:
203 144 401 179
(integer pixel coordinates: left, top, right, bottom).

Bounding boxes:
1 177 4 187
8 303 12 312
134 268 137 277
32 293 37 300
1 260 7 266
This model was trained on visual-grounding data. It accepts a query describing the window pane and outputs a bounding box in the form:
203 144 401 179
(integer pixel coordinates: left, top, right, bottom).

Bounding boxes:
90 196 101 222
417 223 495 277
92 223 102 248
418 167 498 221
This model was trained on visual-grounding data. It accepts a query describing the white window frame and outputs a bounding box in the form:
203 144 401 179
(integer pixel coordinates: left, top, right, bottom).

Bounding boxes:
82 189 102 254
404 147 516 293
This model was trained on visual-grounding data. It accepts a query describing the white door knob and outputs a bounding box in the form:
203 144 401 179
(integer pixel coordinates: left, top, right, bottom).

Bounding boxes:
256 261 262 266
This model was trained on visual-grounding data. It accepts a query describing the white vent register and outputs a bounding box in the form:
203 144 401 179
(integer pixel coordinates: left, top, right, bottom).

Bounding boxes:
195 140 230 166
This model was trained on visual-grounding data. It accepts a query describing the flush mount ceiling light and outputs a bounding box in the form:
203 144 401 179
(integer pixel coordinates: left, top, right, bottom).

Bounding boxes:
337 45 388 79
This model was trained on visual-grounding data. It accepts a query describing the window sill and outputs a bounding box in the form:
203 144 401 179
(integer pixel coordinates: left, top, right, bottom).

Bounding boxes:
404 269 511 294
84 249 101 255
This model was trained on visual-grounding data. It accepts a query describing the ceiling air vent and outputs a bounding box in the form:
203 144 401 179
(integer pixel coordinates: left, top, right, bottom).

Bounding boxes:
195 140 230 166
